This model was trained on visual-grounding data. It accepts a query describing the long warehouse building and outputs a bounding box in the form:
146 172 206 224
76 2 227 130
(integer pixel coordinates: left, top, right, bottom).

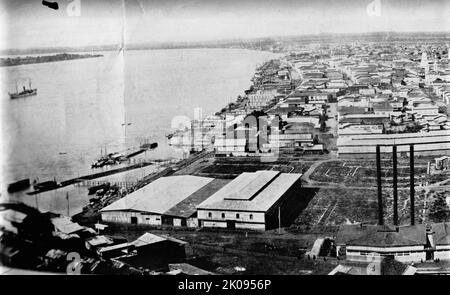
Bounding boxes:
197 170 303 230
337 130 450 158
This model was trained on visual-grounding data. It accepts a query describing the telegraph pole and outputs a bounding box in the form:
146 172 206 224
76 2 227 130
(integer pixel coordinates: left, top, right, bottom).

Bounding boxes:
410 145 415 226
278 206 281 234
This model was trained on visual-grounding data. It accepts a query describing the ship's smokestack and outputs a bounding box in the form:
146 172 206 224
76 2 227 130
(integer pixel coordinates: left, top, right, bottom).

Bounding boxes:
410 144 415 226
376 145 384 225
392 145 398 226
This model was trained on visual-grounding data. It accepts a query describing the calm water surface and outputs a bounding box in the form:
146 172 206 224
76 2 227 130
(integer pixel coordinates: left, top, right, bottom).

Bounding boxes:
0 48 274 214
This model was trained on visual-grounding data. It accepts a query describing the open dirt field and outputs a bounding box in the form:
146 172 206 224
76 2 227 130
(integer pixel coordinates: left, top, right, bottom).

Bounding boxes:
308 159 430 187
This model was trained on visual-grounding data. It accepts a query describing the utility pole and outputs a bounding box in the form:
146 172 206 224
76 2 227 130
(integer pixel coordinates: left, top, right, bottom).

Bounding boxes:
392 145 398 226
376 145 384 226
35 194 39 211
410 145 415 226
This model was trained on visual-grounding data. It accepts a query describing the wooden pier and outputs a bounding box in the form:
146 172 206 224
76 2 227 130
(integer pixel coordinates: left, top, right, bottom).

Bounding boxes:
27 161 154 195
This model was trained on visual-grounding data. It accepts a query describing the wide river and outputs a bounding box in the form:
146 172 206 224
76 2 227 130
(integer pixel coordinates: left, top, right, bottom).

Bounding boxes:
0 48 275 214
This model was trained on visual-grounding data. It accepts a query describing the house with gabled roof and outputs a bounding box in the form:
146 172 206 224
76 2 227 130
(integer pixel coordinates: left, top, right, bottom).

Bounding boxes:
335 223 450 263
100 175 229 228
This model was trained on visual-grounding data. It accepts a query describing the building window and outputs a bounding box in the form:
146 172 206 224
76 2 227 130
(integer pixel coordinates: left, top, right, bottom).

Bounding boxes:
249 214 253 220
208 212 212 218
221 213 225 219
236 213 240 219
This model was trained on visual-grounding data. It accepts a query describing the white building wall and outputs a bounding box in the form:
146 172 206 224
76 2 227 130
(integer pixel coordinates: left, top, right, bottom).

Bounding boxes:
187 218 198 228
198 210 265 223
202 220 227 228
198 209 266 230
395 253 426 263
346 245 426 263
101 211 162 226
235 222 265 230
435 245 450 260
173 218 182 227
348 245 424 252
216 146 246 152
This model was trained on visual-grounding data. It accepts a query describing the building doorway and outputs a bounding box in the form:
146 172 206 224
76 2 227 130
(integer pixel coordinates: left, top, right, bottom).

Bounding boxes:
226 220 236 229
130 216 138 224
426 250 434 261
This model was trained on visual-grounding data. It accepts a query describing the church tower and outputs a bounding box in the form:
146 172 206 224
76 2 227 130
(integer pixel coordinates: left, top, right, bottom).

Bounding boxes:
420 51 428 68
421 51 429 73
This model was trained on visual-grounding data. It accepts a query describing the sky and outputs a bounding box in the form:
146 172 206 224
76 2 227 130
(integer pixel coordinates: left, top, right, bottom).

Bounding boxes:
1 0 449 50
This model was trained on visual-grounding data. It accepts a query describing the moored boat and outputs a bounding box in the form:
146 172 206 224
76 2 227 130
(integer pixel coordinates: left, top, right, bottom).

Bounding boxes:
140 142 158 150
9 79 37 99
33 180 59 191
7 179 31 193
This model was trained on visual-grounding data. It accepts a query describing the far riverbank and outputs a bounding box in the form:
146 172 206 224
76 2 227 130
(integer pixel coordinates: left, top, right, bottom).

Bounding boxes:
0 53 103 67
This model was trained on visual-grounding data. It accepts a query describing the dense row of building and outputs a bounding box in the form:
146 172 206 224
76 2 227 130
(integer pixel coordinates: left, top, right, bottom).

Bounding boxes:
332 44 450 157
168 43 450 160
101 171 303 231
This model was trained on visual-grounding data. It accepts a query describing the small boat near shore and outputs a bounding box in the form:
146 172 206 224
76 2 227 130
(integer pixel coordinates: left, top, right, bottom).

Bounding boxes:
7 179 31 193
91 153 124 168
91 142 158 169
88 183 110 195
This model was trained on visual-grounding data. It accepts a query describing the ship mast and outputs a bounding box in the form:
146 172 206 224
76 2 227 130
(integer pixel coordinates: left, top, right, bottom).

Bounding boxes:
66 192 70 216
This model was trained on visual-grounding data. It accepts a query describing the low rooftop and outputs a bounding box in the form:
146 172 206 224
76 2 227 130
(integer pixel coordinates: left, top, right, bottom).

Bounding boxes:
336 224 428 247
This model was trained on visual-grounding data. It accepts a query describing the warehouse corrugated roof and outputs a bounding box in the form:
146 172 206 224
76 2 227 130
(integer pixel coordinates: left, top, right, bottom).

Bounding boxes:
225 170 279 200
100 175 214 214
164 178 231 218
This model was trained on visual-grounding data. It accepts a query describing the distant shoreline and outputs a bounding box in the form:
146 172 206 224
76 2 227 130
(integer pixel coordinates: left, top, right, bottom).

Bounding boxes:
0 52 103 67
1 30 449 57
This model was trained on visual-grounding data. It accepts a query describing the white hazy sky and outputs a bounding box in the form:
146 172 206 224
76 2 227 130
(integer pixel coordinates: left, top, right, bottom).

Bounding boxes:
1 0 449 50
